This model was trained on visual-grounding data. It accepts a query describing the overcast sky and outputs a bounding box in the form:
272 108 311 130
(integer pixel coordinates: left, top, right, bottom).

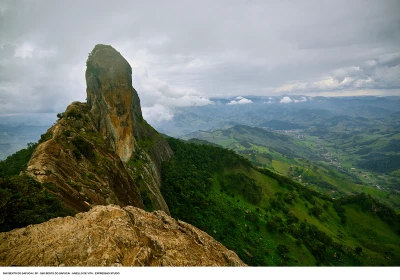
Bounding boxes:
0 0 399 123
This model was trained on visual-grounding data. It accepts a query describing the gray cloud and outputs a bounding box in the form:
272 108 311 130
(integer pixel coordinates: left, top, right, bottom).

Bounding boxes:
277 52 400 94
0 0 399 123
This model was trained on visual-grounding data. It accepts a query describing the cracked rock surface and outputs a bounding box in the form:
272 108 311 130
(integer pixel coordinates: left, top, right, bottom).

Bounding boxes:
0 205 245 266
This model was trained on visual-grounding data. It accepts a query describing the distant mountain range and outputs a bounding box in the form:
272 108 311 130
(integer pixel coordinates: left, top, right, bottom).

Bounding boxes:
151 95 400 137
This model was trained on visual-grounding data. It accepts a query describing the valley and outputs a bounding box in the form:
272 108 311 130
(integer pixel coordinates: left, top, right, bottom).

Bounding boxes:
160 137 400 266
0 114 57 161
167 97 400 211
183 123 400 210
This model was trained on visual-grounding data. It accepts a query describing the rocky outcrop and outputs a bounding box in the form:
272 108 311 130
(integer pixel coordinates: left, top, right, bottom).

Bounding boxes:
86 44 139 163
25 44 172 214
0 205 245 266
26 102 143 212
85 45 173 213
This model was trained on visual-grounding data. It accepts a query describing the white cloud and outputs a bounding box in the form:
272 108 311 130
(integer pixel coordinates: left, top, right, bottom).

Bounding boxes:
340 77 354 85
280 96 292 103
227 97 253 105
275 52 400 95
14 43 34 58
354 77 373 87
142 104 174 123
237 98 253 104
12 43 55 60
130 66 213 123
294 96 307 103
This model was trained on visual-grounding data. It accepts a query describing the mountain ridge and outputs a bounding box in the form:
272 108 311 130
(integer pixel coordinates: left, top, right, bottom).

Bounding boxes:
25 44 172 214
0 44 248 267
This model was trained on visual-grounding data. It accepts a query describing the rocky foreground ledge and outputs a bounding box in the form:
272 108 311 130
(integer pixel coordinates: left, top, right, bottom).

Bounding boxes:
0 205 245 266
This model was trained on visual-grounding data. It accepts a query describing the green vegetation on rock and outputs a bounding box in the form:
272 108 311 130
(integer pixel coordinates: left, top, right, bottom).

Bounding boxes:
0 175 75 232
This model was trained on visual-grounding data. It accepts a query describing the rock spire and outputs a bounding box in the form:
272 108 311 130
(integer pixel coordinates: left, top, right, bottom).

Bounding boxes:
86 44 141 162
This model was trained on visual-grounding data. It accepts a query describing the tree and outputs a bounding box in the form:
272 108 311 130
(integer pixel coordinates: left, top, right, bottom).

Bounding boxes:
277 244 290 259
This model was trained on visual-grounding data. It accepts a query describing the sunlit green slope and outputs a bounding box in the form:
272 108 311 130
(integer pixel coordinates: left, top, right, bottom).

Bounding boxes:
161 137 400 266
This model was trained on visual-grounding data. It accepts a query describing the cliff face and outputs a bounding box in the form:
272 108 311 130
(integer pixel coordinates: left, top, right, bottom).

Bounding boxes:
0 205 245 266
86 44 139 163
25 44 172 214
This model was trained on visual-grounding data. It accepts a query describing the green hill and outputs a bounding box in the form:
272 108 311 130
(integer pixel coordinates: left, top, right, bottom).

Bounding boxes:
183 125 400 210
161 137 400 266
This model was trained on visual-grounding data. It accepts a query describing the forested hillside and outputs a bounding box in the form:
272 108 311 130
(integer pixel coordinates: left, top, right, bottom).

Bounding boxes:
0 140 74 232
184 125 400 210
161 137 400 266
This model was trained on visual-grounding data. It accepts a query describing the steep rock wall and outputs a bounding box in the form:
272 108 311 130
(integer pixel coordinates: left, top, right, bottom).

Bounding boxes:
86 44 172 213
86 45 138 162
